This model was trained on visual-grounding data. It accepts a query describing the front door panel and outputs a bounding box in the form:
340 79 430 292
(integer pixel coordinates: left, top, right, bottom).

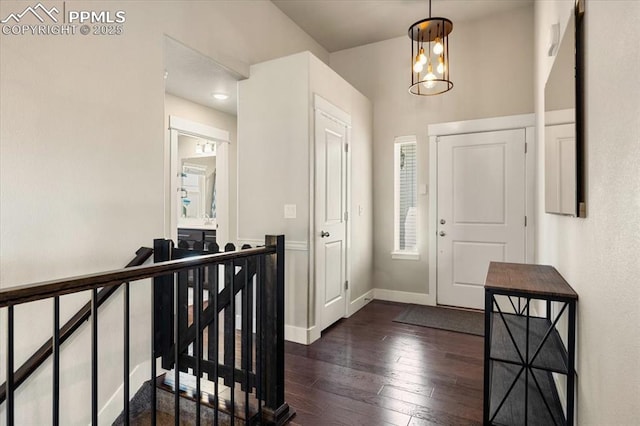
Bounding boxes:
437 129 526 309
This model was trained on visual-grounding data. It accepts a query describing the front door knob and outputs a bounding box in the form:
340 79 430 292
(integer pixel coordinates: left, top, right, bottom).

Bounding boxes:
320 231 330 238
439 231 446 237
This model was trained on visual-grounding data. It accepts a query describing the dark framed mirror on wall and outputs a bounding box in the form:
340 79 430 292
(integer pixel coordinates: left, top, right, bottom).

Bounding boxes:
544 0 586 217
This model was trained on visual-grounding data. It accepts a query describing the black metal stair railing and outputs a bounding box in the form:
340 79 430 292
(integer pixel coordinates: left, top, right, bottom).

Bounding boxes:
152 235 294 425
0 246 153 405
0 234 293 426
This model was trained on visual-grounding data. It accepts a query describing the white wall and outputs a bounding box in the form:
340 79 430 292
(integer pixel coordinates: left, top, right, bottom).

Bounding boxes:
238 54 311 244
237 53 312 331
329 5 534 298
0 1 328 423
237 52 373 342
534 1 640 424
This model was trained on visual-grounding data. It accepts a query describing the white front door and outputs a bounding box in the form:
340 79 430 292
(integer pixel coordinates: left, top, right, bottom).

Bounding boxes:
436 129 526 309
315 109 348 331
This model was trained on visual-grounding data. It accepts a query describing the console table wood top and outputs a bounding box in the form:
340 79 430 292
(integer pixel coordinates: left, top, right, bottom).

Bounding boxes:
485 262 578 299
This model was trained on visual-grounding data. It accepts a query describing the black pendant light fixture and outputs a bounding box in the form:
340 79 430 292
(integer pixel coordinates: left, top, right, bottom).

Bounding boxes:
408 0 453 96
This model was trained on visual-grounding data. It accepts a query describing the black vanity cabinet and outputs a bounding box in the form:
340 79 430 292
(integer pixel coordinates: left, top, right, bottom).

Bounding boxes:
177 228 216 250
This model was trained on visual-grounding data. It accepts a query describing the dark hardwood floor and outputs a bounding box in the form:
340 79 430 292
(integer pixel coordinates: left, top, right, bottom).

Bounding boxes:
284 300 484 426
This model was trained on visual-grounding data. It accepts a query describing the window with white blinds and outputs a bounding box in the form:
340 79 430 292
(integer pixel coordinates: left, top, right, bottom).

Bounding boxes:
393 136 419 258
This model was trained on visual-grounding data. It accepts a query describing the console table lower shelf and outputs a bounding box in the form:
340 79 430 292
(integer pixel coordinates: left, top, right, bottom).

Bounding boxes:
488 361 564 426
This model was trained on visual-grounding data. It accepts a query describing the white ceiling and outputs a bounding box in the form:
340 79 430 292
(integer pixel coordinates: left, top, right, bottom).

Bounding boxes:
164 36 242 115
163 1 533 112
272 0 533 52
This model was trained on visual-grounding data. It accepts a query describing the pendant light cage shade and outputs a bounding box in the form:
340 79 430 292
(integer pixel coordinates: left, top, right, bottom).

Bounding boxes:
408 17 453 96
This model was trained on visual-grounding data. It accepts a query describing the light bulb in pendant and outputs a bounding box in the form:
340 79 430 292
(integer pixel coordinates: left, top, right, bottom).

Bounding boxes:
196 143 203 154
433 37 444 55
418 47 427 65
437 55 445 74
422 63 436 89
413 56 424 73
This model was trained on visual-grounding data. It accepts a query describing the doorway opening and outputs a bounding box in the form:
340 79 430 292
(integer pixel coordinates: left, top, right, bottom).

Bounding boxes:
168 116 230 244
163 35 245 244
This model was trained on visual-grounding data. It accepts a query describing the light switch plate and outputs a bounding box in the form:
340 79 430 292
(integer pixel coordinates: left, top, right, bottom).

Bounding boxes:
284 204 296 219
419 184 428 195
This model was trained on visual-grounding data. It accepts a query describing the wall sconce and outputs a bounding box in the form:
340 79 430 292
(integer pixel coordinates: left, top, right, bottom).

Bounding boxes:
195 141 215 155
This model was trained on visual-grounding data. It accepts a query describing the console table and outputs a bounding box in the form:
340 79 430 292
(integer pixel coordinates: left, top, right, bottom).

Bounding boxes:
484 262 578 425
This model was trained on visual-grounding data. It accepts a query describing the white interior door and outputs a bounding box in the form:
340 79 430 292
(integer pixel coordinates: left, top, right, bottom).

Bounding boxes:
436 129 526 309
315 109 348 331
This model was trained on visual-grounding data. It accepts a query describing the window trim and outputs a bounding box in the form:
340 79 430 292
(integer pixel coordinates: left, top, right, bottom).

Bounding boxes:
391 251 420 261
392 136 419 259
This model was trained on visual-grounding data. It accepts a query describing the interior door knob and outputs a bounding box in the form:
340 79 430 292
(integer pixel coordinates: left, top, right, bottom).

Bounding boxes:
439 231 446 237
320 231 330 238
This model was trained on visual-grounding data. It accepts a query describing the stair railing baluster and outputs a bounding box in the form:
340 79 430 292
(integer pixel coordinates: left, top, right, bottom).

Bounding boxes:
212 261 219 426
123 282 130 426
195 267 202 426
7 305 14 426
150 274 157 426
243 257 250 422
230 259 236 424
173 271 180 426
91 288 98 426
223 243 235 393
152 238 172 426
53 296 60 426
261 235 292 425
256 255 264 420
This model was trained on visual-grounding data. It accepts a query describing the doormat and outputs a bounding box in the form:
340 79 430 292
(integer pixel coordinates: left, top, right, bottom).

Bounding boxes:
393 304 484 336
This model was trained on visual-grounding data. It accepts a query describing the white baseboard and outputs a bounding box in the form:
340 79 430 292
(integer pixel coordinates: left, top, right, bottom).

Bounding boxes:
373 288 435 306
285 324 317 345
284 289 433 346
347 289 374 317
97 360 151 425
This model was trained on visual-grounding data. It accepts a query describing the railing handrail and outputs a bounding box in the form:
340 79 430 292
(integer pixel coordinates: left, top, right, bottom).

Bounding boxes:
0 245 276 308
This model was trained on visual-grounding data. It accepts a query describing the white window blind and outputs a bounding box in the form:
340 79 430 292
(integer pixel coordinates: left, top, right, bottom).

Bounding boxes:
393 136 418 256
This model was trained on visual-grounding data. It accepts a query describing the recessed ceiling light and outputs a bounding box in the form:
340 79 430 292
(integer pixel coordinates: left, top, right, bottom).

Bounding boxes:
213 93 229 100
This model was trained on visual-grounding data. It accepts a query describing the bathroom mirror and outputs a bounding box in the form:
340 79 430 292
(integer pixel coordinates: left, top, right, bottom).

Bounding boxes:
178 135 217 221
544 0 585 217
